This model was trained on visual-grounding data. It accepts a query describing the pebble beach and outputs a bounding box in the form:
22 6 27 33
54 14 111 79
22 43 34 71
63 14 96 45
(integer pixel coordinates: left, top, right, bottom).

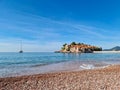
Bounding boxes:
1 65 120 90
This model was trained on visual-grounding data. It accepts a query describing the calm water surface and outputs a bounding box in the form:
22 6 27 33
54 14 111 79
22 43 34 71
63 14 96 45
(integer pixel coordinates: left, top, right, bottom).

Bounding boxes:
0 52 120 77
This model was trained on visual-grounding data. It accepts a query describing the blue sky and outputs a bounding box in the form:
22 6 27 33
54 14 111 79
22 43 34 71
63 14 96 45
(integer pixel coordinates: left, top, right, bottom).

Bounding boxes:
0 0 120 52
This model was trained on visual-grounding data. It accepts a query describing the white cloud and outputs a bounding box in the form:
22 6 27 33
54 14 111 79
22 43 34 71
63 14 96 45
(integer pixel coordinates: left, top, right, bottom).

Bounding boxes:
1 12 120 51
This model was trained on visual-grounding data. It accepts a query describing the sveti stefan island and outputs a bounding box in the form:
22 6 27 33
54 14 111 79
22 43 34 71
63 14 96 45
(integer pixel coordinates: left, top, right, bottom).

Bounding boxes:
1 0 120 90
55 42 102 53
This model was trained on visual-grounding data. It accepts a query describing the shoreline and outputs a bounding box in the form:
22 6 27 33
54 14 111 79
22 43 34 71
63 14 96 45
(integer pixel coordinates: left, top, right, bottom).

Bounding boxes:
1 64 120 89
1 52 120 78
0 60 109 78
94 51 120 53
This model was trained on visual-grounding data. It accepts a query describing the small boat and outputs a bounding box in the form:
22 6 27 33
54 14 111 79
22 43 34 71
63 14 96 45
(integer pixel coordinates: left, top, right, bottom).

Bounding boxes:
19 50 23 53
19 41 23 53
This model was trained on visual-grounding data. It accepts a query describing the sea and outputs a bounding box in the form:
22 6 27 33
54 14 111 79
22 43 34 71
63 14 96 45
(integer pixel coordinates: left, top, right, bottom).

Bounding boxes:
0 52 120 78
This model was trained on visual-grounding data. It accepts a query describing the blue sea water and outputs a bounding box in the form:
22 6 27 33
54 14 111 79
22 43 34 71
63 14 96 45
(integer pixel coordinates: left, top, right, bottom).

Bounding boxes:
1 52 120 77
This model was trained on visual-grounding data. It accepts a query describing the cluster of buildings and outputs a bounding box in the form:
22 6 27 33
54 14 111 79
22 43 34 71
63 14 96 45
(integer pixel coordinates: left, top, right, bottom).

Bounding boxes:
59 43 102 53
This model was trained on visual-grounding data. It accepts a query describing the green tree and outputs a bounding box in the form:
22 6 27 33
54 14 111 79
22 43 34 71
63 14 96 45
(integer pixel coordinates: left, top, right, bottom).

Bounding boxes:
63 43 67 47
71 42 76 45
78 43 82 45
61 47 65 50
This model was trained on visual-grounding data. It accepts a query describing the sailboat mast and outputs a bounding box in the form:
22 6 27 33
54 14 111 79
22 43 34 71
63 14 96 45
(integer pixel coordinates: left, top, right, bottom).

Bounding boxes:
19 41 23 53
20 41 22 51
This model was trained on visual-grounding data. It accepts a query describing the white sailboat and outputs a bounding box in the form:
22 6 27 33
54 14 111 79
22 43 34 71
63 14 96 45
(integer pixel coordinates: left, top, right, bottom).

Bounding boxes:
19 41 23 53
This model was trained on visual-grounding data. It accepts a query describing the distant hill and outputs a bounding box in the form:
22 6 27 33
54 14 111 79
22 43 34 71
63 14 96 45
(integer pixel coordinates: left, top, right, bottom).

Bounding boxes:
104 46 120 51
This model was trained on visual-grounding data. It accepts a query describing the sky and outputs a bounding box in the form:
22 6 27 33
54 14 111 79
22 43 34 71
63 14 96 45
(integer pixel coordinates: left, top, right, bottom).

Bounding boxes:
0 0 120 52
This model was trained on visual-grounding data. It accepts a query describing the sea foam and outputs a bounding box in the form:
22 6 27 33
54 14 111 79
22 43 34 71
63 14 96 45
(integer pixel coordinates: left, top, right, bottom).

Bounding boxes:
80 64 95 69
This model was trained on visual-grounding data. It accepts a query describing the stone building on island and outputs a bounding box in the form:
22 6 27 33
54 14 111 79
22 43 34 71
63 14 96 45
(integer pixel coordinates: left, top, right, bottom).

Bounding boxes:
56 42 102 53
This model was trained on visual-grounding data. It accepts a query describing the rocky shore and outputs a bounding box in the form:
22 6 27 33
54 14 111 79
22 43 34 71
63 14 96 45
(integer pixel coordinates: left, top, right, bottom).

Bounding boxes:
1 65 120 90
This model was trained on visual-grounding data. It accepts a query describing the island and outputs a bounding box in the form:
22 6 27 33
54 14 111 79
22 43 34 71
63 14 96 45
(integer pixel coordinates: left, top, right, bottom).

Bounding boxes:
55 42 102 53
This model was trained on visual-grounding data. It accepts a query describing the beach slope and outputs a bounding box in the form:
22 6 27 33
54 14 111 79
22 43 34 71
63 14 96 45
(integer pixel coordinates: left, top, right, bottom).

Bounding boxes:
1 65 120 90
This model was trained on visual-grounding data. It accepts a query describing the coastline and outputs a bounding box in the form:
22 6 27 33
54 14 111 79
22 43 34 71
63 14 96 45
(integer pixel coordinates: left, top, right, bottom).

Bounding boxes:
1 52 120 78
0 60 109 78
94 51 120 53
1 64 120 90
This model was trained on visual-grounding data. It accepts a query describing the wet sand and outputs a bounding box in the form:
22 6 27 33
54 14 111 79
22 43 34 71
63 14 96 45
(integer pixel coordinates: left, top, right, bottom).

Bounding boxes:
1 65 120 90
